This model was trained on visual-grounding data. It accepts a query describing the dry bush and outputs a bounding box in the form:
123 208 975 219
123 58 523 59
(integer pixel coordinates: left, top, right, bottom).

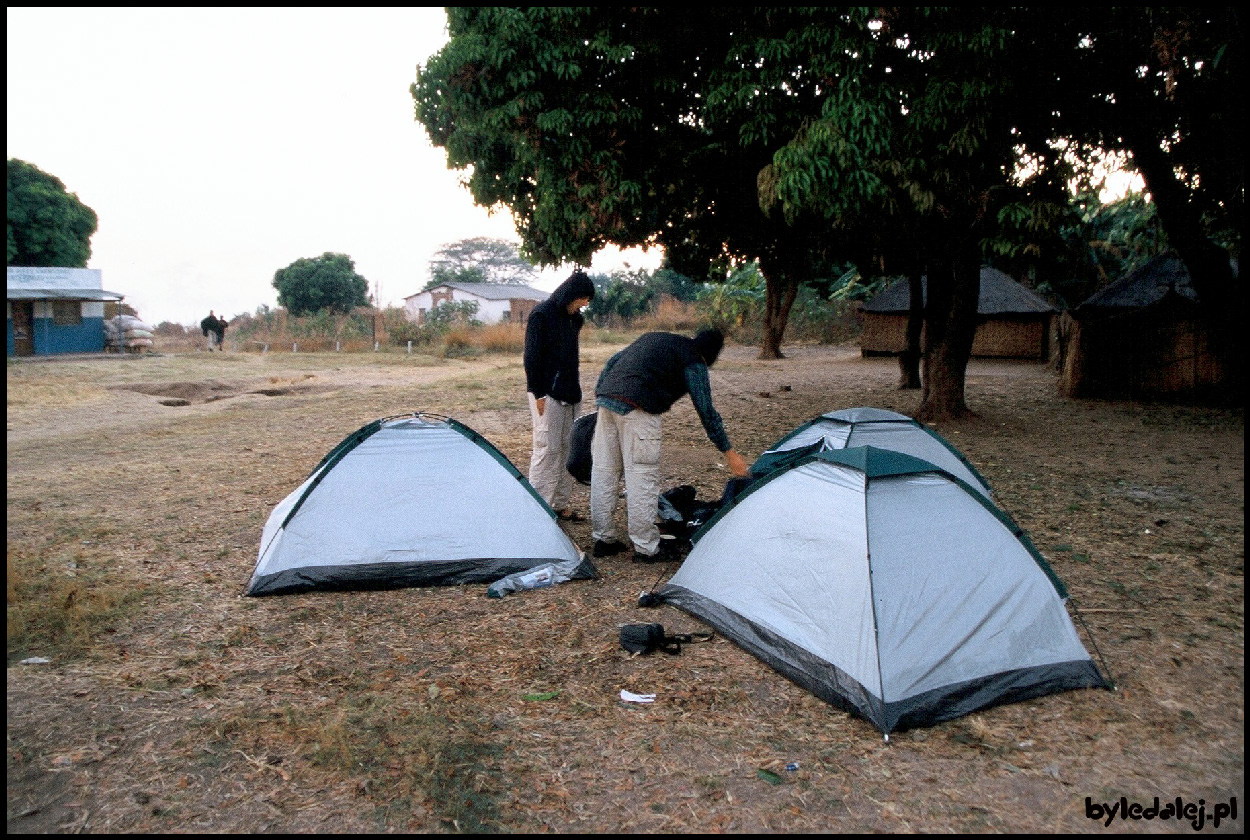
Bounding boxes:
474 322 526 353
440 326 482 358
635 296 706 333
153 331 214 354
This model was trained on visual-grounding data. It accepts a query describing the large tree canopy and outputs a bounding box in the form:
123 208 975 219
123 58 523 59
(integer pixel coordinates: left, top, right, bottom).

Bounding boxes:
7 158 99 268
1005 6 1243 390
414 7 1242 416
412 8 870 361
272 252 370 316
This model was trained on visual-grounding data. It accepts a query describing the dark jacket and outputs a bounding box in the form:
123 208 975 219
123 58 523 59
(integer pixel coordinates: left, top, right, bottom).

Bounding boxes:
594 332 706 415
200 315 218 337
524 272 595 404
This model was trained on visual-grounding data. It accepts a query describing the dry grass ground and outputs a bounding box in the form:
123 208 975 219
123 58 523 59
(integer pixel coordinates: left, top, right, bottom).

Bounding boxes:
6 339 1244 833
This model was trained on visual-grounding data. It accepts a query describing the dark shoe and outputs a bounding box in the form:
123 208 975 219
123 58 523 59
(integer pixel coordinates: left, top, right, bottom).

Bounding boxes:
633 540 683 564
592 539 629 558
557 510 585 522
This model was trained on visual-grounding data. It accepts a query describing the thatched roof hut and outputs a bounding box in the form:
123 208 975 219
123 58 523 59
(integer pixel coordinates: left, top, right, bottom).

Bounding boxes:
1058 251 1235 402
859 267 1057 360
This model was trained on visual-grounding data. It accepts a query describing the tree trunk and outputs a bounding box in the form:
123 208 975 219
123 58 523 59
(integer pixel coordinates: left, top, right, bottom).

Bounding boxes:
1122 124 1243 401
898 269 923 389
917 251 979 421
757 253 800 359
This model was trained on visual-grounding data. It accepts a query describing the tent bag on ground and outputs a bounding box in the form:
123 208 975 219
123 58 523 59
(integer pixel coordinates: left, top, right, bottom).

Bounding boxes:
566 411 597 485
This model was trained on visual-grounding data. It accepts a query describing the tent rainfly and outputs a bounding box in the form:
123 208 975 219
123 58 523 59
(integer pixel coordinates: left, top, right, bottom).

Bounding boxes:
750 407 994 501
660 446 1108 734
245 414 588 596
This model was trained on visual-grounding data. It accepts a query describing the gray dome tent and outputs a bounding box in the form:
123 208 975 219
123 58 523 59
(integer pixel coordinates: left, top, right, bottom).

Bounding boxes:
660 446 1107 734
750 407 994 501
246 414 588 596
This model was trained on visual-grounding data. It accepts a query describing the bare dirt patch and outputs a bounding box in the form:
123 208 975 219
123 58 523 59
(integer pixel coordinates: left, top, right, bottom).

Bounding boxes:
112 376 338 405
6 343 1243 833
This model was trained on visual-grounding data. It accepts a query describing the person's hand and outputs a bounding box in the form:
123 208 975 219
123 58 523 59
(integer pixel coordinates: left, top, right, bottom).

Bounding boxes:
724 449 749 477
535 396 546 417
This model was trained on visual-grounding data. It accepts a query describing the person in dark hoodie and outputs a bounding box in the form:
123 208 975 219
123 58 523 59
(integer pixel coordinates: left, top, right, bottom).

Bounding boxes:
589 329 749 563
200 310 221 351
214 315 228 351
524 269 596 521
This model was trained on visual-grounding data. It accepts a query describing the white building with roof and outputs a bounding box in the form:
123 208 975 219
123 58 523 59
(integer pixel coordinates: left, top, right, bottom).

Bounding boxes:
403 282 549 325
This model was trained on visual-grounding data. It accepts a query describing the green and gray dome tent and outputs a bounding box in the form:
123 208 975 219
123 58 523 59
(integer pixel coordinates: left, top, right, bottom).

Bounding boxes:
661 446 1107 734
750 407 994 501
245 414 589 596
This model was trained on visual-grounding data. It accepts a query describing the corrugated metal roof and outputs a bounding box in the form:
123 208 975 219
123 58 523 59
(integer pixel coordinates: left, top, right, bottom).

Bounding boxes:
405 282 548 302
7 288 126 301
861 267 1056 315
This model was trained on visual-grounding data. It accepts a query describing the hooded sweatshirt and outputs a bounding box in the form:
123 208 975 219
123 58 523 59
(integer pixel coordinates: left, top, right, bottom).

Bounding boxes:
523 271 595 404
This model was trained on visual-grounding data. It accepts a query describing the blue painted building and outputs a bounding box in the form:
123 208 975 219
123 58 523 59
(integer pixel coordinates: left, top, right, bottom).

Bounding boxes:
7 267 125 356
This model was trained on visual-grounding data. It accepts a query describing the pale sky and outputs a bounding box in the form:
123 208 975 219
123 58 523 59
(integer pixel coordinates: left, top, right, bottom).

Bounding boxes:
6 7 660 326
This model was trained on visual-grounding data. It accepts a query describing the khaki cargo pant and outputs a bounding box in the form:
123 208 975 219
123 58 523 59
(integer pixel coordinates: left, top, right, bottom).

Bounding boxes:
527 393 579 513
590 406 663 555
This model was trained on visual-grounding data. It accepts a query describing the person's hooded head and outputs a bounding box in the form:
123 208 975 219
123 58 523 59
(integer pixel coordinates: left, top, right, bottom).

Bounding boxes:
553 269 596 312
693 329 724 367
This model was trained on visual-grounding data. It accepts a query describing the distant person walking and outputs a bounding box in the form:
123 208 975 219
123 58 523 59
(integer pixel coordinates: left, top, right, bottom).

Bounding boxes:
200 310 221 351
215 315 228 351
523 269 595 521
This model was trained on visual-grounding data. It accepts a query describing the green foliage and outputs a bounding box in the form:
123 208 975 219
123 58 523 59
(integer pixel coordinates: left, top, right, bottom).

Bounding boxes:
385 301 483 348
413 8 1240 385
582 267 701 325
584 270 654 325
692 261 860 344
412 8 785 272
7 158 98 267
422 300 481 331
1037 190 1169 306
224 306 379 351
424 237 537 291
1076 192 1166 276
1009 8 1242 255
694 264 767 332
426 264 486 291
272 252 370 316
409 9 1046 364
826 268 889 304
647 268 702 303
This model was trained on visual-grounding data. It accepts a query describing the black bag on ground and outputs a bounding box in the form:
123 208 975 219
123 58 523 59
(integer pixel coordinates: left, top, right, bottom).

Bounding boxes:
620 623 712 655
566 412 596 485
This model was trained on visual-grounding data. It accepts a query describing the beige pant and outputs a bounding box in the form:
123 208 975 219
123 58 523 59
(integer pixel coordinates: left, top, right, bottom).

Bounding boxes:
527 393 579 512
590 406 663 554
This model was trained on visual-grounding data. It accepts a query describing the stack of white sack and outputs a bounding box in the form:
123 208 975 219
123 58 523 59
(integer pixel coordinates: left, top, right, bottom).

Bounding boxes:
104 315 155 351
